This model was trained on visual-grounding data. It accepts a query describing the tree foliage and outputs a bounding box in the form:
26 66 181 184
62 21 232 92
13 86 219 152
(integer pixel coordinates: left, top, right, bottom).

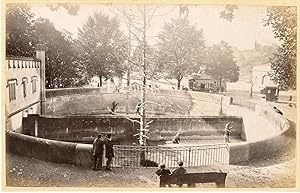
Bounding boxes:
264 6 296 90
6 4 37 57
179 4 238 22
47 3 79 15
131 43 159 79
77 12 127 86
219 5 239 22
35 18 86 88
157 17 206 89
205 41 239 90
6 5 86 88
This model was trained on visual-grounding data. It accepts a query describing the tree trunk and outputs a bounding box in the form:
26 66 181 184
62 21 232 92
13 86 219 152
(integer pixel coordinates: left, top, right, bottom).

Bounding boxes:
127 70 130 87
99 75 102 87
177 79 181 90
219 78 222 92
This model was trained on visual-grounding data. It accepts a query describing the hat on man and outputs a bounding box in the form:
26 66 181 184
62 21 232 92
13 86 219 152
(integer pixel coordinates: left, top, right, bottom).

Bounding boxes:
178 160 184 166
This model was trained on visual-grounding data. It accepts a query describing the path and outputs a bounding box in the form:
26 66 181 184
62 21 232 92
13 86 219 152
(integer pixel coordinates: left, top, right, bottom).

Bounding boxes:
6 150 295 188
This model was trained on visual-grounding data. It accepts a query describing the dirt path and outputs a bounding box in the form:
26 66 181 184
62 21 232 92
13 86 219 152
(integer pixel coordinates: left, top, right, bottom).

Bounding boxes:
6 141 296 189
5 115 296 188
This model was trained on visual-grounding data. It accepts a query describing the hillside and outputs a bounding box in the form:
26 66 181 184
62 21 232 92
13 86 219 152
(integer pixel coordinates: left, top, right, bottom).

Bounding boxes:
233 44 276 81
45 89 193 116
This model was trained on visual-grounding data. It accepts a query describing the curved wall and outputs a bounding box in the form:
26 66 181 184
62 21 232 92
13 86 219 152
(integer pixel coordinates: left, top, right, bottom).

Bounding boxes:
22 115 245 143
228 103 290 164
46 87 100 98
6 90 292 167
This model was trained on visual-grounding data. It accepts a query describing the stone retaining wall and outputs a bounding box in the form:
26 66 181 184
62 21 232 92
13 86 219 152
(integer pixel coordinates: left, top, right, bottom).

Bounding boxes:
228 103 290 164
6 131 77 165
46 87 100 98
7 91 292 166
22 115 244 143
189 91 232 106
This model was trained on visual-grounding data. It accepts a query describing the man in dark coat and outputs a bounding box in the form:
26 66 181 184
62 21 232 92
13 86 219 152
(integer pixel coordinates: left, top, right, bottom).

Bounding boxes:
172 160 187 187
156 163 172 187
92 133 105 170
105 134 114 171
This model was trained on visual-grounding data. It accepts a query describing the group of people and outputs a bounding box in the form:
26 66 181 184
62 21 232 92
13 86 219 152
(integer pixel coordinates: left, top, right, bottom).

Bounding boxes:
92 122 233 171
155 160 187 187
92 133 114 171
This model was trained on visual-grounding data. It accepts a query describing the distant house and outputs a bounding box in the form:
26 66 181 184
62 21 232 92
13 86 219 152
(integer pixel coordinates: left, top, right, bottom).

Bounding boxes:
188 74 216 92
251 64 277 89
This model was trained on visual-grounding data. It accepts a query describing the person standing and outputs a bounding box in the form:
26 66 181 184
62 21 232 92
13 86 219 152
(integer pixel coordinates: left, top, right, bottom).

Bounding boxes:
92 133 105 170
224 122 233 143
172 160 187 187
155 163 172 187
105 134 114 171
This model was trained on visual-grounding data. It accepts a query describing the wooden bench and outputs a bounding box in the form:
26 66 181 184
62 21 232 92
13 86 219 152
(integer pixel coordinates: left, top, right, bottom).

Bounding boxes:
159 172 227 188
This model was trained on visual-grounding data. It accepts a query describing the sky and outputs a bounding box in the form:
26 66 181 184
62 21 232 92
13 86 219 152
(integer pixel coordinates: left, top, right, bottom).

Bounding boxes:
30 4 280 50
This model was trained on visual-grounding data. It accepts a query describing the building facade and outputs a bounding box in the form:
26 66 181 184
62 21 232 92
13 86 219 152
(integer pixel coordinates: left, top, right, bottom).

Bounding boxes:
5 45 46 132
189 74 216 92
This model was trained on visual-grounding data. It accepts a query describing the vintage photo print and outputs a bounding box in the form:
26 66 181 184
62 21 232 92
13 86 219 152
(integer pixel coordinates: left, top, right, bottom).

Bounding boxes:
2 0 298 190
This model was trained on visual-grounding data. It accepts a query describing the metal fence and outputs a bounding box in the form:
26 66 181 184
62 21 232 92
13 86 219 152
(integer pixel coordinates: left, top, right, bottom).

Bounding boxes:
112 143 229 168
232 98 257 111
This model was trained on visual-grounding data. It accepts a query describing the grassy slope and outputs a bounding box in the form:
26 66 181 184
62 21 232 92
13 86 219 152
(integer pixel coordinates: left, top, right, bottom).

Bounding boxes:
46 89 193 116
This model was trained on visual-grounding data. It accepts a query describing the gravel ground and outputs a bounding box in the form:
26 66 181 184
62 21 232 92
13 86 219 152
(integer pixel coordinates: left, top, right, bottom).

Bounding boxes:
5 133 296 189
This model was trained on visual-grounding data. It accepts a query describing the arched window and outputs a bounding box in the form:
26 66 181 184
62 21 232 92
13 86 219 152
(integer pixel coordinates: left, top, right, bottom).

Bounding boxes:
31 76 38 94
22 77 28 98
7 79 18 101
262 75 270 84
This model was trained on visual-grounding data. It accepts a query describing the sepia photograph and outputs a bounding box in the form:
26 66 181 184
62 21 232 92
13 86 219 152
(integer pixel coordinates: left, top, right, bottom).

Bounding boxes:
2 1 298 190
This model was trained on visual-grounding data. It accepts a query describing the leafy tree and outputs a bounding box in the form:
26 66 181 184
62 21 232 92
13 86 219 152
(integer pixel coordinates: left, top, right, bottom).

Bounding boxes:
6 4 86 88
264 6 296 90
219 5 239 22
131 43 159 79
179 4 238 22
77 12 127 87
6 4 37 57
47 3 79 15
205 41 239 91
157 17 206 89
35 18 86 88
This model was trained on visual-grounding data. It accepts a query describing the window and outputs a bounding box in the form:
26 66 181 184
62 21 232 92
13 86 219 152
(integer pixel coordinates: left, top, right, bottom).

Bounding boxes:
8 80 17 101
22 78 28 98
32 77 37 94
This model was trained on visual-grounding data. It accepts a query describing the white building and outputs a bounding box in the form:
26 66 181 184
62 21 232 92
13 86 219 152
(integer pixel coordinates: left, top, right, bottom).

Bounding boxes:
227 64 277 92
251 64 277 91
5 45 46 132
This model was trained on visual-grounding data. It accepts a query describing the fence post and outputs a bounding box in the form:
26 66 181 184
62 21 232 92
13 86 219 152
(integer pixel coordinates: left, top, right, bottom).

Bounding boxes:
188 147 191 167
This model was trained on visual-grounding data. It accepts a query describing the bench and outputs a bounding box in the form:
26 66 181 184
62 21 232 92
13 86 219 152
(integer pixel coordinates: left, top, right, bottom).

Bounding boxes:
159 172 227 188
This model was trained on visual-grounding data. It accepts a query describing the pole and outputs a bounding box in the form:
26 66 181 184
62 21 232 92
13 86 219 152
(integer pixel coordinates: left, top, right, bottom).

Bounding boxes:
126 12 132 115
127 12 132 87
140 4 147 146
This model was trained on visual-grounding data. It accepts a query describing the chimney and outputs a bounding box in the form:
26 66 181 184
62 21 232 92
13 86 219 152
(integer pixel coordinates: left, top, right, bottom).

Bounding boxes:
36 44 46 115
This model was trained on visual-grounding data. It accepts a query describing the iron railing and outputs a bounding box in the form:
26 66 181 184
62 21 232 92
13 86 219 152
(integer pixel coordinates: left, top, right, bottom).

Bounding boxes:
231 98 257 111
112 143 229 168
